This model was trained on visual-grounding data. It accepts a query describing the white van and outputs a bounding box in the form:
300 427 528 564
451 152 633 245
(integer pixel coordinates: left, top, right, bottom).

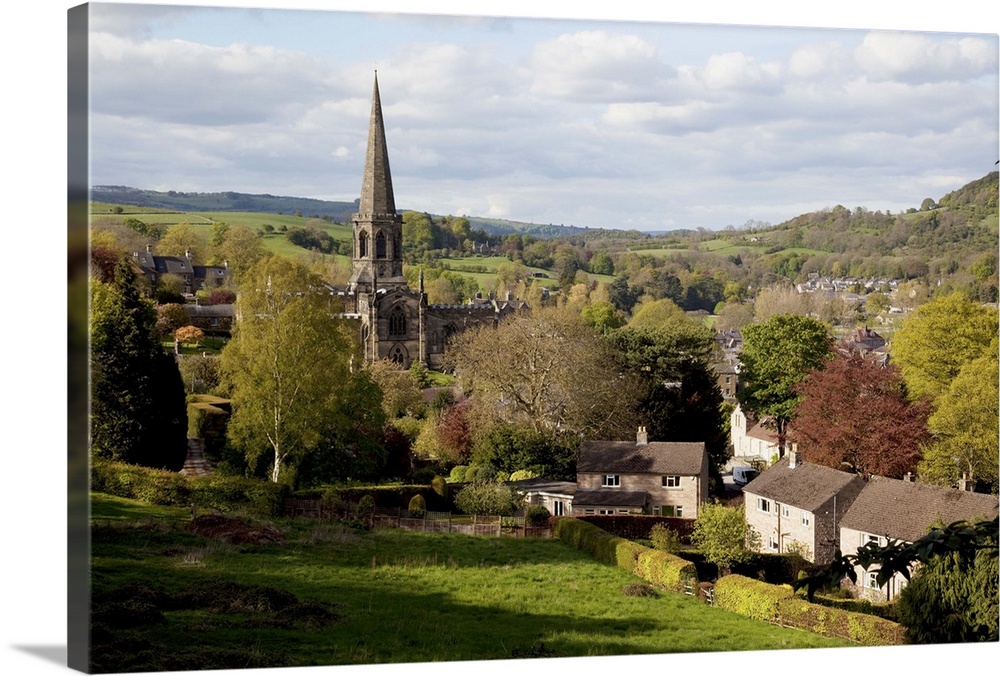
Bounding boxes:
732 467 759 486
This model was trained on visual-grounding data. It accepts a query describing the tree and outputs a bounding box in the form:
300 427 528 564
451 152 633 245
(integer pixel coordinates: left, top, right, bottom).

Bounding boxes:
791 353 930 478
154 303 190 338
210 224 267 283
90 259 187 470
220 256 358 483
445 306 640 441
581 300 626 334
174 325 205 347
606 324 728 479
918 340 999 494
690 503 761 576
737 314 833 457
896 532 998 643
157 222 208 263
890 292 998 402
795 517 999 644
627 297 689 330
364 358 424 419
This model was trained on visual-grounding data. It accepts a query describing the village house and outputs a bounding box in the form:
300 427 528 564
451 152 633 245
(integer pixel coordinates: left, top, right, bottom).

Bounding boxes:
132 245 230 296
509 478 576 518
743 445 866 564
729 404 779 468
838 473 999 602
185 303 234 337
573 427 709 518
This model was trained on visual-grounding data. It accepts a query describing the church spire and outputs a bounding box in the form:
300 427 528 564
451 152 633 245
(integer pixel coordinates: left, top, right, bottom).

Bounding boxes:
358 72 395 217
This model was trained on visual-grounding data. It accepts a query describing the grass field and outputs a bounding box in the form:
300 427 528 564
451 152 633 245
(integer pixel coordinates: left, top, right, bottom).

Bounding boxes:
89 493 849 671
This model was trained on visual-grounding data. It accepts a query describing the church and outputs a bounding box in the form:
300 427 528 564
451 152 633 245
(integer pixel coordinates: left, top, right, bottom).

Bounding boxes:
336 74 527 370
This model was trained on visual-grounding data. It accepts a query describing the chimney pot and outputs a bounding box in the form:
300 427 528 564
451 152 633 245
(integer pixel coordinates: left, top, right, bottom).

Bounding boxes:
788 442 799 469
636 426 648 446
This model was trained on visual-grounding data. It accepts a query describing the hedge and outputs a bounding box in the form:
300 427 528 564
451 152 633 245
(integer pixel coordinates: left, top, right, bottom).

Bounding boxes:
713 575 907 646
290 484 451 512
553 517 697 591
91 460 288 517
577 514 695 542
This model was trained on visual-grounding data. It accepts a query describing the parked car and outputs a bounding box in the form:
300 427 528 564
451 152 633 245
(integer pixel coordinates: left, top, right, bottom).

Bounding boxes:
732 467 759 486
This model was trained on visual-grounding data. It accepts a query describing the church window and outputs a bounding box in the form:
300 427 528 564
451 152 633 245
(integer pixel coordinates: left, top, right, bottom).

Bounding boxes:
389 345 406 365
375 231 387 259
389 307 407 337
358 231 369 258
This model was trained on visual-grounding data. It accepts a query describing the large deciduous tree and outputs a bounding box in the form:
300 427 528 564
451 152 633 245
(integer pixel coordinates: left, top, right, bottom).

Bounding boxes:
890 292 998 402
690 503 761 576
918 339 999 494
445 306 640 442
737 314 833 457
90 259 187 470
220 256 358 483
791 352 930 478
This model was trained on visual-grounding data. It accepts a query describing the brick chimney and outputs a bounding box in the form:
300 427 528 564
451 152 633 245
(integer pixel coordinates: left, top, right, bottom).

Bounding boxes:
788 442 799 469
958 473 973 492
636 426 648 446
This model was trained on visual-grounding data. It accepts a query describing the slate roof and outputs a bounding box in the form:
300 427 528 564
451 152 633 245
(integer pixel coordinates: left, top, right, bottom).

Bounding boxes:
742 457 864 512
840 476 999 542
187 304 233 318
572 489 648 507
577 441 707 476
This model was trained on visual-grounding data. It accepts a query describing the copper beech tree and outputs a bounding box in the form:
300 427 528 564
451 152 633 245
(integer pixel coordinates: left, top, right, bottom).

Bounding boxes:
790 352 931 478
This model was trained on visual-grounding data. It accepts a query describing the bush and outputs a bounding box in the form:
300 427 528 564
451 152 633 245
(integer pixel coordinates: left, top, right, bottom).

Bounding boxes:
524 505 551 527
187 475 289 517
91 460 190 506
713 575 906 646
430 475 447 498
356 495 376 520
408 494 427 518
448 465 468 483
453 481 522 516
649 523 681 552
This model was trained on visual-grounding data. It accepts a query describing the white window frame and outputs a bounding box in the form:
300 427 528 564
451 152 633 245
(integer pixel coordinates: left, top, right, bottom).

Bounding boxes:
602 474 621 487
756 497 772 514
801 511 811 527
781 504 790 518
553 501 565 517
768 535 779 551
863 533 885 547
864 570 880 589
662 475 681 488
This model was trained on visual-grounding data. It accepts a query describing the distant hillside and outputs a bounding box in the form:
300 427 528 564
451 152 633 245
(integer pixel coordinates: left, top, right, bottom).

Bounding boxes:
91 186 359 222
91 185 657 241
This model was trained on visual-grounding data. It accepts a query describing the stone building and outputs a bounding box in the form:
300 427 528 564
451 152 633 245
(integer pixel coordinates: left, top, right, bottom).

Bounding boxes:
337 74 526 369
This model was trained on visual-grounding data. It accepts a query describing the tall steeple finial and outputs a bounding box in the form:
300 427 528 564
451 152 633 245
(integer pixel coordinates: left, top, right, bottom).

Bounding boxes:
358 71 395 217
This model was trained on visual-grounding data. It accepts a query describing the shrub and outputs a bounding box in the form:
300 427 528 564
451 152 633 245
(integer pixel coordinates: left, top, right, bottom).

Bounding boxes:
356 494 376 520
524 505 551 527
91 460 190 506
430 475 447 498
448 465 468 483
649 523 681 552
187 475 289 517
509 469 539 482
622 582 659 598
636 549 698 593
408 494 427 518
454 481 522 516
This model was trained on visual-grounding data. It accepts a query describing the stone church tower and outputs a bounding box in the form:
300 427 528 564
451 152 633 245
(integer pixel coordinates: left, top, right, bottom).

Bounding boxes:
345 73 527 370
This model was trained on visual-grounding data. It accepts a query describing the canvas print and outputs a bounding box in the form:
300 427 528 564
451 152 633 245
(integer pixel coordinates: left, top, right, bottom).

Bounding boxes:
68 2 999 674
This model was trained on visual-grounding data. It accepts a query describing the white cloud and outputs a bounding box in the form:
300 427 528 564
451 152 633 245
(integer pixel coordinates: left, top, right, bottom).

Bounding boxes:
855 31 998 83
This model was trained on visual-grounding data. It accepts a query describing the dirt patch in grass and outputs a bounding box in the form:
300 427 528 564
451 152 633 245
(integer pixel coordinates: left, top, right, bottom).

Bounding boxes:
185 514 283 545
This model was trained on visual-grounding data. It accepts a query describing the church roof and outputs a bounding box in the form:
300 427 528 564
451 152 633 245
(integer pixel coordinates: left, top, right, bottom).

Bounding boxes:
358 72 396 217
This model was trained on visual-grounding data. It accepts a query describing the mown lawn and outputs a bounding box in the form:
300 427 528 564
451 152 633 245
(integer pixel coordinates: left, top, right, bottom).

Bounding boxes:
89 494 850 671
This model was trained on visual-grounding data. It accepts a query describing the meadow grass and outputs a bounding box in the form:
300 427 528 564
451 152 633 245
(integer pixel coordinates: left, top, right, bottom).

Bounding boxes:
90 493 850 670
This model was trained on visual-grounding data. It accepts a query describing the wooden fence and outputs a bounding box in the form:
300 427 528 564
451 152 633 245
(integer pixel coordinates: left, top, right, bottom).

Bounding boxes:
283 500 551 538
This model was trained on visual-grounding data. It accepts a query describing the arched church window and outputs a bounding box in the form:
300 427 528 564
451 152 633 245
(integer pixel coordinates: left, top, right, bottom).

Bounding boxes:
389 306 407 337
375 231 387 259
358 231 369 258
390 345 406 365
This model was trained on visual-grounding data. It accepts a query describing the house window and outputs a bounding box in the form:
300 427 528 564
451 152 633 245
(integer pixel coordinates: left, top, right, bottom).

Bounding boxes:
768 535 779 551
863 533 885 547
781 504 790 518
210 318 218 327
598 508 616 515
553 501 565 517
662 475 681 488
602 474 620 487
756 497 771 513
584 509 595 515
660 505 683 518
801 511 811 527
864 571 880 589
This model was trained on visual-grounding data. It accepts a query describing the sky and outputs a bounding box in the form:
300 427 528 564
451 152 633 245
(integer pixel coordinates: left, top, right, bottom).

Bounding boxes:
83 1 999 232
